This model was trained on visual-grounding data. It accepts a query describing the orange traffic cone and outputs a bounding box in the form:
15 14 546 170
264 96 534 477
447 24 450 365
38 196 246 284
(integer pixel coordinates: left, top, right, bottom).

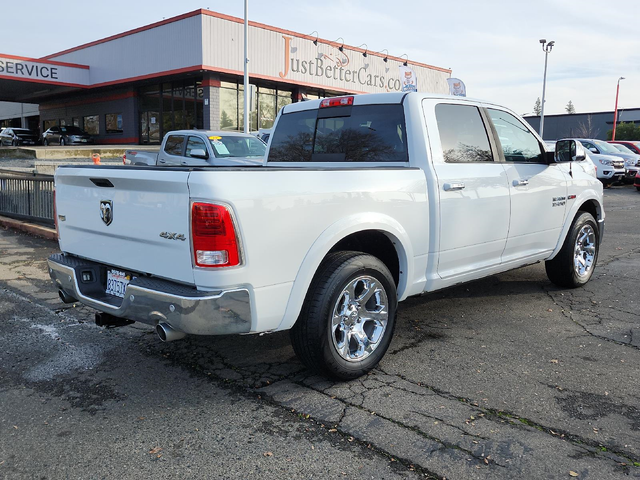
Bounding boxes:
92 153 101 165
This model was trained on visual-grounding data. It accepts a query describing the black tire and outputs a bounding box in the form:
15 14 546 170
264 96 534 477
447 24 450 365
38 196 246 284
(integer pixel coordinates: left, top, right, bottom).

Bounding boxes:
545 212 599 288
290 251 397 380
60 138 65 146
11 139 17 147
636 186 640 192
43 139 48 146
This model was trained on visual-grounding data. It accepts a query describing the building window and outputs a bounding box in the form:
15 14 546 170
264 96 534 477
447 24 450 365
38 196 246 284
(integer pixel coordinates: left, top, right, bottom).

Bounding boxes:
59 119 67 126
43 119 57 131
84 115 99 135
72 118 80 128
219 80 293 132
106 113 123 134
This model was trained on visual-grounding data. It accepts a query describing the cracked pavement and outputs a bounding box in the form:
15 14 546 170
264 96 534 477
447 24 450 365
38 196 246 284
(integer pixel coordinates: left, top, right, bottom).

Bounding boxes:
1 186 639 479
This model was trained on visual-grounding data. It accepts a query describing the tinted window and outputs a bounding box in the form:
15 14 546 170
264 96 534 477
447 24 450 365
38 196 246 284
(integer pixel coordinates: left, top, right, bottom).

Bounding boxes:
185 136 208 158
164 135 185 156
487 109 543 163
435 104 493 162
60 126 83 134
268 104 407 162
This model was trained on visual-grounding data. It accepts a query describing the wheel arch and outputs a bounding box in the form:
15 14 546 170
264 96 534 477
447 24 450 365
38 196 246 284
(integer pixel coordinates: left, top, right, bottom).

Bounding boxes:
275 213 414 331
548 194 604 260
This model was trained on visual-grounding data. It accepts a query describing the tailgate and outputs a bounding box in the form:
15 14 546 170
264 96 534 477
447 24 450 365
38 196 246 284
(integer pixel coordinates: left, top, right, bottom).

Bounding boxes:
55 167 195 285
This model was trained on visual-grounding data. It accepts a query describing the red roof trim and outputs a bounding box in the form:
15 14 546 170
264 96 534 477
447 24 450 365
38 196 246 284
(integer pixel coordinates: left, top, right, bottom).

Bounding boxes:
40 91 137 110
41 10 203 60
0 74 88 89
40 8 450 74
0 53 90 69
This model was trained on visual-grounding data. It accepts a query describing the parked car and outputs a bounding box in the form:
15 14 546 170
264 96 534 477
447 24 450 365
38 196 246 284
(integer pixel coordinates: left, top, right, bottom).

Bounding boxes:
257 128 273 144
545 140 597 178
635 171 640 192
0 128 40 146
42 126 94 146
557 138 621 186
578 138 640 182
124 130 266 166
49 92 604 380
608 140 640 155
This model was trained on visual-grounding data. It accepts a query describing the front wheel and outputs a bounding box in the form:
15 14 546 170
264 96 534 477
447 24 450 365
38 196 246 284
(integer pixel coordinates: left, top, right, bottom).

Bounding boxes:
545 212 599 288
11 139 17 147
290 251 397 380
60 138 65 146
43 139 48 146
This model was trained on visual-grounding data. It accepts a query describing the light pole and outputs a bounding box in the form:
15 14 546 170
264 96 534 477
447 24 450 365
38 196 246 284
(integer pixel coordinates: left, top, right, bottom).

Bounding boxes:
243 0 249 133
539 39 555 139
612 76 625 141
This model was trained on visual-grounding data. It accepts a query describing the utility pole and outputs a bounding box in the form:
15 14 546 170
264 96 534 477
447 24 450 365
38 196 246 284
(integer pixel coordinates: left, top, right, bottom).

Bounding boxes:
243 0 249 134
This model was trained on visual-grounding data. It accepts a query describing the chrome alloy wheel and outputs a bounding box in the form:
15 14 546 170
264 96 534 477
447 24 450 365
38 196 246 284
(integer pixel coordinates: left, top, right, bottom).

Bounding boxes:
574 224 596 278
331 275 389 362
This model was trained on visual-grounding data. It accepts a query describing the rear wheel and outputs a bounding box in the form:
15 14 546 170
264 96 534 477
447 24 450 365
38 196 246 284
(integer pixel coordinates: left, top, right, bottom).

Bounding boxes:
545 212 599 288
290 251 397 380
43 139 48 146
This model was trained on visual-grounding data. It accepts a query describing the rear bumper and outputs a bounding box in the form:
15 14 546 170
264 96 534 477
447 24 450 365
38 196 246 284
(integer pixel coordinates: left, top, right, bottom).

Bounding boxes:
47 253 251 335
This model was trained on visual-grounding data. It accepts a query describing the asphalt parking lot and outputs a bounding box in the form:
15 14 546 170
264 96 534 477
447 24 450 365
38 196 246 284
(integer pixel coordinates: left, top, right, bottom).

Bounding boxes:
0 186 639 479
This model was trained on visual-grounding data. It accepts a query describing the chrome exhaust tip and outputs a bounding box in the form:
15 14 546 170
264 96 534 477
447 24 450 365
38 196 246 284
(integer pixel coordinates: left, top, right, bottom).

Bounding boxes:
156 323 186 342
58 289 78 304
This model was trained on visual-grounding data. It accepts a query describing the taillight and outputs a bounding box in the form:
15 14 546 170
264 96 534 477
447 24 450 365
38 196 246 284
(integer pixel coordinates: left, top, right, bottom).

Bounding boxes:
191 203 240 268
320 96 354 108
122 153 126 164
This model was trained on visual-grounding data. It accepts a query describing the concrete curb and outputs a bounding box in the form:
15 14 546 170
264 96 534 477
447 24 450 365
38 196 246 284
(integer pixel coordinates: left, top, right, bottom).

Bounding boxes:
0 215 57 241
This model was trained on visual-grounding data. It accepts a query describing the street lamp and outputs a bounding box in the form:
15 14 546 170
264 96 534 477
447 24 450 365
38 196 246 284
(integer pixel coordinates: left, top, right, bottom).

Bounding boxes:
612 76 625 141
539 39 555 139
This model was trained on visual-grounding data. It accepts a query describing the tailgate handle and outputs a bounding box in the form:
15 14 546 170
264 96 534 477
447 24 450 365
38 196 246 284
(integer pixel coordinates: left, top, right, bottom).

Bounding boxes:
90 178 114 188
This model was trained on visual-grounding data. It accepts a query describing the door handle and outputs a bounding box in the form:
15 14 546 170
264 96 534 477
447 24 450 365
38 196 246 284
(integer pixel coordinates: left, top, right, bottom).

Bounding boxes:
443 182 465 191
512 179 529 187
158 159 166 164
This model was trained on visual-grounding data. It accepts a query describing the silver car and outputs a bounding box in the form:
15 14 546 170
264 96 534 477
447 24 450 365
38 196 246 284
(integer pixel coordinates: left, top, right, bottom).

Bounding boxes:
578 139 640 182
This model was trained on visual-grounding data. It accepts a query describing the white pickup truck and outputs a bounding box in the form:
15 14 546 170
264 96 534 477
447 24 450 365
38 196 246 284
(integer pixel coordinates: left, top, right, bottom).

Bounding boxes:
48 92 604 380
124 130 266 166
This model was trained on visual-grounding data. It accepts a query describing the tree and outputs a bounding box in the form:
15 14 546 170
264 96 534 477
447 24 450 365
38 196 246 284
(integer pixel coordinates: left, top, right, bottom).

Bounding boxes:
533 97 542 116
565 101 576 114
575 115 600 139
220 110 233 129
606 122 640 141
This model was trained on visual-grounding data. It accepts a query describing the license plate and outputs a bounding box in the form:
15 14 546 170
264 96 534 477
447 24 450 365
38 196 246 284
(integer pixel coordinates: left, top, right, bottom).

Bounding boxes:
81 139 87 142
106 269 130 298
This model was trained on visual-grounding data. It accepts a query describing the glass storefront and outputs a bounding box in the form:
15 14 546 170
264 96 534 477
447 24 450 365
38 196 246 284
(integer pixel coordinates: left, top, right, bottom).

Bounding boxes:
138 79 203 144
219 80 292 132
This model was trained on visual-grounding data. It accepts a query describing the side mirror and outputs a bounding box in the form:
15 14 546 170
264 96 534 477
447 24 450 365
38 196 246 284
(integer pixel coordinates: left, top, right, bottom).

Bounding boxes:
190 148 208 159
554 140 586 163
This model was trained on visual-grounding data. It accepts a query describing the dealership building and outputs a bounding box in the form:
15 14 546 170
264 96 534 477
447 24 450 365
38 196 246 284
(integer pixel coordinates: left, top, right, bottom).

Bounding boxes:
0 9 451 144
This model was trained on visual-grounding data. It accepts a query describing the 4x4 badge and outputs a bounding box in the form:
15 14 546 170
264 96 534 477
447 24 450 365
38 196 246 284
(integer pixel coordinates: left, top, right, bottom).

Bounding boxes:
100 200 113 226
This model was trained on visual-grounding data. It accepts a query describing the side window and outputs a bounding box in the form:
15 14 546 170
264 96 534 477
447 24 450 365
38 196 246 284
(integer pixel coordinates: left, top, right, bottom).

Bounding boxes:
435 104 493 162
164 135 185 156
185 136 208 157
487 109 543 163
581 141 598 154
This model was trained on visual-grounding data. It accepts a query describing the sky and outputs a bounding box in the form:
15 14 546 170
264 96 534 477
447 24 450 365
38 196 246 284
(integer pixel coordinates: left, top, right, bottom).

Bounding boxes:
1 0 638 117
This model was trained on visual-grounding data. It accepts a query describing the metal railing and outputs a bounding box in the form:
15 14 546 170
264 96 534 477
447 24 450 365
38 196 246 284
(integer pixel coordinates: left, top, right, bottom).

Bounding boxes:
0 169 55 226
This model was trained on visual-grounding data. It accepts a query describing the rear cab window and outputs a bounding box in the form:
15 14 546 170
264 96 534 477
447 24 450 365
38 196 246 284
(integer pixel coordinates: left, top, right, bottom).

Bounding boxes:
164 135 185 156
268 103 408 163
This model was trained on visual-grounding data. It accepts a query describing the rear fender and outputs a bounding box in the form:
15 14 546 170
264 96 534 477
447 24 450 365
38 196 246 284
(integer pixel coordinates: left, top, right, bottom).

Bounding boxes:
547 191 604 260
276 213 414 331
